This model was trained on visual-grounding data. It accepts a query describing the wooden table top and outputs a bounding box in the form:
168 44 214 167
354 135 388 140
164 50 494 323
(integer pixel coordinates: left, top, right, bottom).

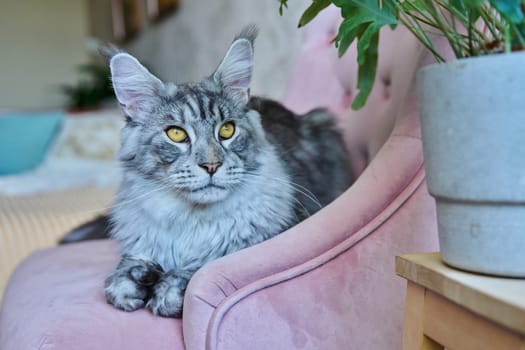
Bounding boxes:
396 252 525 335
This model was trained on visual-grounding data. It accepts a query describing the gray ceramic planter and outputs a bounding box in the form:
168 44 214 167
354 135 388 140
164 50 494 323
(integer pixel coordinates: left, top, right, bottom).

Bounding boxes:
417 52 525 277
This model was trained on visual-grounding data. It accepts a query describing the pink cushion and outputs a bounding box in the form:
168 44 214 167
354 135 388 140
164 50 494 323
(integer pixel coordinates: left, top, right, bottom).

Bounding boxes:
0 241 184 350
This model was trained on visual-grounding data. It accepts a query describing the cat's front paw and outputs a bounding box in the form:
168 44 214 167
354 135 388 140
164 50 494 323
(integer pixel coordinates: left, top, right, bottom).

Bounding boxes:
147 273 189 318
105 256 163 312
105 274 149 311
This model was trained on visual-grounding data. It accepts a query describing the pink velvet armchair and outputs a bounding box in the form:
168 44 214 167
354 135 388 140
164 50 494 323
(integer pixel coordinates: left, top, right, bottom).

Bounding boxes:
0 7 439 350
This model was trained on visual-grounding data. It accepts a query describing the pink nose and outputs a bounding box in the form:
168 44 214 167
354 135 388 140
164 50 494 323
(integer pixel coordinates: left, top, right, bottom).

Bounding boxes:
199 162 222 175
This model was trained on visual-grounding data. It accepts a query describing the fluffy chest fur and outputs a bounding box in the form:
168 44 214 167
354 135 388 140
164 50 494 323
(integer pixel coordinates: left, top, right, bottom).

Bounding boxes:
111 151 294 272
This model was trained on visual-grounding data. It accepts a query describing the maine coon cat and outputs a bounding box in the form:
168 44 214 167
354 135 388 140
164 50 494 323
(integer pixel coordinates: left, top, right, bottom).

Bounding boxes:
95 27 351 317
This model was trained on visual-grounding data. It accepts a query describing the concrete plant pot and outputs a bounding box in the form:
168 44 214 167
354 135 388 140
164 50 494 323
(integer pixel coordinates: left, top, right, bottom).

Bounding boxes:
417 52 525 277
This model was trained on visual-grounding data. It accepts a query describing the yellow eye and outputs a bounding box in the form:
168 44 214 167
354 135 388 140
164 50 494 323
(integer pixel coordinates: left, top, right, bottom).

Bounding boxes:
218 122 235 140
166 126 188 143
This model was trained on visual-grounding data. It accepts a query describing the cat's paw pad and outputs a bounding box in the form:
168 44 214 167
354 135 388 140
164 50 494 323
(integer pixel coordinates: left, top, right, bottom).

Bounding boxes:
147 279 184 318
105 276 148 312
128 261 162 286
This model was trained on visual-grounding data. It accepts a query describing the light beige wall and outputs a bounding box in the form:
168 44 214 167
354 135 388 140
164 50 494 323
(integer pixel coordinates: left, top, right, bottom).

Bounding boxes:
0 0 89 109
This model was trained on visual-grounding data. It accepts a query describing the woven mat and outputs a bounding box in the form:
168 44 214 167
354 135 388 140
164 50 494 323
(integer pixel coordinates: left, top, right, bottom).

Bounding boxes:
0 187 116 299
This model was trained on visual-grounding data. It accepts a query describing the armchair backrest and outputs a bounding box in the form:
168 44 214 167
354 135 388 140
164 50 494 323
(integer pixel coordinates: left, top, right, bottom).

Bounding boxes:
282 6 431 176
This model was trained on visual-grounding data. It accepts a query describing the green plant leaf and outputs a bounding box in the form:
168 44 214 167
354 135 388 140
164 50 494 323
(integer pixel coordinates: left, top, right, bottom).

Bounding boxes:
333 0 397 25
449 0 467 13
331 1 397 59
335 16 372 56
278 0 288 16
462 0 484 7
352 24 380 110
330 0 396 109
333 2 381 56
399 0 427 14
489 0 524 23
298 0 332 27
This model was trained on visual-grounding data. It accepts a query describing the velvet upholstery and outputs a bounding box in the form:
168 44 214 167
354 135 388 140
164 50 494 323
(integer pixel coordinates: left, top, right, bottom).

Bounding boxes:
0 7 439 350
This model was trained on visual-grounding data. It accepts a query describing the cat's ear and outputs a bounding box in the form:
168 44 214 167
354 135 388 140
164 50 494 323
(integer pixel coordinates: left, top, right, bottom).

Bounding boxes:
213 29 256 104
110 53 164 118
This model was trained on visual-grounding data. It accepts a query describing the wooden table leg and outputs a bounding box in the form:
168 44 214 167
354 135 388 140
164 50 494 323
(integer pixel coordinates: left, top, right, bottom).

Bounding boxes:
402 281 444 350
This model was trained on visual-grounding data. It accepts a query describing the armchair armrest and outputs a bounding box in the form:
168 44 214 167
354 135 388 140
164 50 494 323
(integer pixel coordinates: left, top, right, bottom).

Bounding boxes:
183 134 431 350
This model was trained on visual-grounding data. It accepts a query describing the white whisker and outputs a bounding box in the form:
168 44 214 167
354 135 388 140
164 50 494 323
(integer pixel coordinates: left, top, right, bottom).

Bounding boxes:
239 173 318 220
242 172 322 210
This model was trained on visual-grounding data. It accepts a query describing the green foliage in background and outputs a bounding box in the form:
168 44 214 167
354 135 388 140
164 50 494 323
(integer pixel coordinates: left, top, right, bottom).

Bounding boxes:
279 0 525 110
60 64 114 110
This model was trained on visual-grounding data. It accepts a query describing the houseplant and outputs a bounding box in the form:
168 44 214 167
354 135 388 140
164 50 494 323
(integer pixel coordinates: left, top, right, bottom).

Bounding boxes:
60 63 114 111
279 0 525 276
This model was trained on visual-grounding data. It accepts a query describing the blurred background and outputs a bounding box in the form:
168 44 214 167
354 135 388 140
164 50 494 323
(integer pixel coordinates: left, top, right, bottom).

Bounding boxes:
0 0 305 110
0 0 309 296
0 0 307 192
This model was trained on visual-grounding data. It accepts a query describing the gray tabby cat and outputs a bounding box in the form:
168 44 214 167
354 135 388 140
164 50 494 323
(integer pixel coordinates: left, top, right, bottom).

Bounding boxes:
102 27 351 317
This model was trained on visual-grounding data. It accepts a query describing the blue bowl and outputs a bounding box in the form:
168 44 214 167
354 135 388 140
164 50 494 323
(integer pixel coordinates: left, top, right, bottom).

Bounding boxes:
0 111 64 175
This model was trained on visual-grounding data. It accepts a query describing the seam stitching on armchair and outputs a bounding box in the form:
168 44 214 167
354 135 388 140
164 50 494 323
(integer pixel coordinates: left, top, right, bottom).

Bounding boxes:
194 294 217 309
214 282 229 302
205 165 427 350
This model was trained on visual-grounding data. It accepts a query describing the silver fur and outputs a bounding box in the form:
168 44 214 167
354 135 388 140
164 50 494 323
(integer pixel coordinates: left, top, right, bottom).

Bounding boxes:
103 27 351 317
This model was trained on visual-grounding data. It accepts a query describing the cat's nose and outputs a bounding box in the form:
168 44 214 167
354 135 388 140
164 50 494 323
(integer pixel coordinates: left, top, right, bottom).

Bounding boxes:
199 162 222 175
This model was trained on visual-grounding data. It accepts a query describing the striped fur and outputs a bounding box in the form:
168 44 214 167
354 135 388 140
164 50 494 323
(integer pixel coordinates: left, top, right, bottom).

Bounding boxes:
101 28 352 317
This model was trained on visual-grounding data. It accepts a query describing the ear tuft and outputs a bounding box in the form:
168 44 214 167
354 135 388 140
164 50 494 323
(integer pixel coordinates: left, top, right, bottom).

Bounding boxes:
213 27 257 104
234 25 258 45
99 44 121 63
109 53 164 117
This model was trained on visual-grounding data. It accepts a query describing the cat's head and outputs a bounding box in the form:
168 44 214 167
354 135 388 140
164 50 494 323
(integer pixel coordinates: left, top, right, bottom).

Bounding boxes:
109 27 268 205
